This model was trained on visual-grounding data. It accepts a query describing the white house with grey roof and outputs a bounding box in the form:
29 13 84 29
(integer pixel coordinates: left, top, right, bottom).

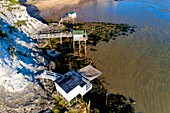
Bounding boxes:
40 65 101 102
54 70 92 102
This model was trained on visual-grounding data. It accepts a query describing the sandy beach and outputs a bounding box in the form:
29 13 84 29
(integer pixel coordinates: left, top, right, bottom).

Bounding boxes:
26 0 81 11
24 0 90 21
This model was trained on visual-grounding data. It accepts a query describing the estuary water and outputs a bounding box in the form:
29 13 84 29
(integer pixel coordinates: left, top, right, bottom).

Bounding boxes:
78 0 170 113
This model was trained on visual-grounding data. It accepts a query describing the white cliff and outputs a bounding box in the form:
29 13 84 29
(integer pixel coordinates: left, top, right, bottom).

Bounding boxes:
0 0 48 92
0 0 48 35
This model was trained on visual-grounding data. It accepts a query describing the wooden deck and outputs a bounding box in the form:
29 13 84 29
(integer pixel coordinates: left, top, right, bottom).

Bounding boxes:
33 29 88 56
34 32 72 39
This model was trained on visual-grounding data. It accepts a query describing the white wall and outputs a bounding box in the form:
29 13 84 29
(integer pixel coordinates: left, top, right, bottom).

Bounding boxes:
68 13 77 19
55 82 69 101
67 85 83 101
80 83 92 96
55 78 92 102
73 34 84 41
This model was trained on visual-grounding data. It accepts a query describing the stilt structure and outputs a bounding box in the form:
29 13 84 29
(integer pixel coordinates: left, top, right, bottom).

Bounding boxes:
59 11 77 26
35 30 72 48
34 29 88 57
72 30 88 56
59 32 63 44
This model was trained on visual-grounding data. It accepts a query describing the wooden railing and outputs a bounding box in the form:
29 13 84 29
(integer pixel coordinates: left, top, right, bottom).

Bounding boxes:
34 32 72 39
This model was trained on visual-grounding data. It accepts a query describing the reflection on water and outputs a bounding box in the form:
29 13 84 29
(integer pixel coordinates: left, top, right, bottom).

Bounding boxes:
79 0 170 113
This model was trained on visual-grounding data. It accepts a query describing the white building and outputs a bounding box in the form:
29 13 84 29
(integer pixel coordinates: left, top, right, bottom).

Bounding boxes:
40 65 102 102
72 30 87 41
59 11 77 25
72 30 88 56
67 12 77 19
54 70 92 102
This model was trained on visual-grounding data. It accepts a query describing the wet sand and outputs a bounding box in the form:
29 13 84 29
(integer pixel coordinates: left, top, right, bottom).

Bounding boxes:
25 0 93 21
26 0 81 11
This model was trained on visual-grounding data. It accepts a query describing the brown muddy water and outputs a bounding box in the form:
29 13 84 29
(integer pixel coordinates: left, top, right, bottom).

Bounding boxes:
78 0 170 113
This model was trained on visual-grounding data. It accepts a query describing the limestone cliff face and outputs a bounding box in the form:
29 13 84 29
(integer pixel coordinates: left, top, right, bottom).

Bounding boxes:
0 0 48 35
0 0 48 92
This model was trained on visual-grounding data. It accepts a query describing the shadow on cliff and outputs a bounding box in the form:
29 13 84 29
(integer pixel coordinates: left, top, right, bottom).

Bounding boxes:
0 19 48 81
19 1 48 24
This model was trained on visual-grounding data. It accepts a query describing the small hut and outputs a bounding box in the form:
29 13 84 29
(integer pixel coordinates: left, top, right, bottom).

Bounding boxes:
72 30 87 41
72 30 88 56
59 11 77 26
67 11 77 19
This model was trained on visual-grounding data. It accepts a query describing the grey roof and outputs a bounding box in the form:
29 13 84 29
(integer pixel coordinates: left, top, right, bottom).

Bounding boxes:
55 71 86 93
78 65 102 81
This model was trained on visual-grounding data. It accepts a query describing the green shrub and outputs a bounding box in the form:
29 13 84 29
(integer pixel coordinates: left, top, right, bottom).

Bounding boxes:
15 20 26 27
7 0 19 5
7 6 12 11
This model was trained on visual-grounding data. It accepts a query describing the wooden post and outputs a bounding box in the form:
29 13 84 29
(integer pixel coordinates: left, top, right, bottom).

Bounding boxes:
68 101 70 107
76 96 77 103
56 89 58 95
87 101 91 113
49 38 52 48
84 40 87 56
61 37 62 44
60 33 62 44
106 93 108 106
60 36 62 44
73 40 75 55
59 21 60 26
79 40 81 56
73 18 74 24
